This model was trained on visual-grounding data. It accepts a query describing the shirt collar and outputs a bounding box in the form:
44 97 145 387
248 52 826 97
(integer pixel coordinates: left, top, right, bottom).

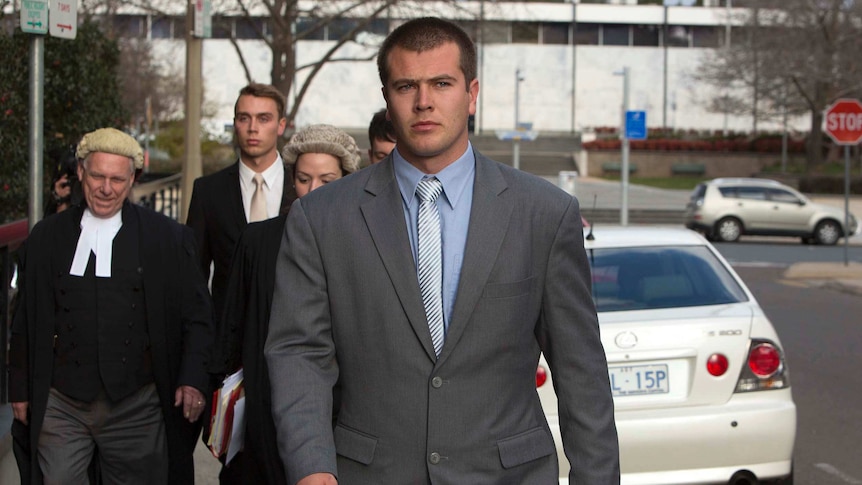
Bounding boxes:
394 142 475 209
238 154 284 188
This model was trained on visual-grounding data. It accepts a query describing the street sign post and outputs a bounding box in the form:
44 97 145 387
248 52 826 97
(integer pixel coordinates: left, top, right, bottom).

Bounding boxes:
20 0 48 34
822 98 862 267
823 98 862 145
49 0 78 40
625 110 647 140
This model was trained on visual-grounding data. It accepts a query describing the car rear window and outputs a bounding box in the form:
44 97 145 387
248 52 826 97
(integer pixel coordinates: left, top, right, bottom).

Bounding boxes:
587 245 748 312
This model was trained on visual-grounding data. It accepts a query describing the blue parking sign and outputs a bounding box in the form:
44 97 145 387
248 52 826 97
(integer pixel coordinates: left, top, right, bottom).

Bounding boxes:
625 111 647 140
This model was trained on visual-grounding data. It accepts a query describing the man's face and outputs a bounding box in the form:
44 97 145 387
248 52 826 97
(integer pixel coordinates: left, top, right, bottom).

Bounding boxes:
368 137 396 164
77 152 135 219
383 41 478 171
234 94 287 166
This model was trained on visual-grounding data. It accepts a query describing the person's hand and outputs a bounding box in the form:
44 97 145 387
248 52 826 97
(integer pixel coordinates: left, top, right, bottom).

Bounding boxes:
53 174 71 199
12 401 29 425
297 473 337 485
174 385 206 423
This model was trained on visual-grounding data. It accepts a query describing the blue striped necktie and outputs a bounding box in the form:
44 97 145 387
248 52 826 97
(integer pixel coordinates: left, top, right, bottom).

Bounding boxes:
416 177 445 357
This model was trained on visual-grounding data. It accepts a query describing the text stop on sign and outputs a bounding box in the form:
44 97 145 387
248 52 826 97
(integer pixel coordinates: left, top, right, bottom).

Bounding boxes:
823 98 862 145
826 112 862 131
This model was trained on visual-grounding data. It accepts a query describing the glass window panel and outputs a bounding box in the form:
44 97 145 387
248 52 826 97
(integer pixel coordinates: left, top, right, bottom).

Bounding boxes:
328 18 358 41
296 18 324 40
512 22 539 44
235 17 263 40
542 22 569 45
151 16 171 39
172 18 186 39
665 25 690 47
692 26 721 48
113 15 145 38
633 24 659 46
362 18 389 36
483 21 510 44
454 20 478 42
574 23 599 45
211 17 231 39
603 24 630 46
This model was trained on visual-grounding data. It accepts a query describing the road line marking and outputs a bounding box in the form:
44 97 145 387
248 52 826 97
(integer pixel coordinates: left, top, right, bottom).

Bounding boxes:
815 463 862 484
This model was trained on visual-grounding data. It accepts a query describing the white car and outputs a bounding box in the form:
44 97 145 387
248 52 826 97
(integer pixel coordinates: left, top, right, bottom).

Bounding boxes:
539 226 796 484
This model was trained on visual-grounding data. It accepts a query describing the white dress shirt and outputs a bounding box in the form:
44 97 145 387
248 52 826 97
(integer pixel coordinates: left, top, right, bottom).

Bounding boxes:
238 156 285 221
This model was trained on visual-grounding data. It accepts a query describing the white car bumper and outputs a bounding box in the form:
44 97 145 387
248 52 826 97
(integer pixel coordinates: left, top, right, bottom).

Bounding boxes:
551 389 796 484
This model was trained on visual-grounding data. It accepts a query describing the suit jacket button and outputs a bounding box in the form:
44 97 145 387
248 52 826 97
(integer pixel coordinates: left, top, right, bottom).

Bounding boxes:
431 376 443 388
429 452 441 465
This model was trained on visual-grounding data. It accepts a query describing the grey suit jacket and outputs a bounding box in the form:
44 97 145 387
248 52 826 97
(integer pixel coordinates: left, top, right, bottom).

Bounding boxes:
265 151 619 484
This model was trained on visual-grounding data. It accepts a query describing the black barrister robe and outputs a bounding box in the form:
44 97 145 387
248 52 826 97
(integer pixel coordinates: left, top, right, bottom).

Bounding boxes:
209 213 288 485
8 201 215 484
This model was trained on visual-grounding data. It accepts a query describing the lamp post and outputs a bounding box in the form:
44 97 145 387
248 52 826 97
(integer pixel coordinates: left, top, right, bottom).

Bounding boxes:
614 66 631 226
513 68 525 170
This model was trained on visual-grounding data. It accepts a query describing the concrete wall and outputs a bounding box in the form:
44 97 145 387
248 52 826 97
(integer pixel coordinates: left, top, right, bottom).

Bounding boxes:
580 150 808 178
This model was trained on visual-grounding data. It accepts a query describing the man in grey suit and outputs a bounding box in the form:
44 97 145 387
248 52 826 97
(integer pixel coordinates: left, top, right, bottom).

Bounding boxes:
265 17 619 485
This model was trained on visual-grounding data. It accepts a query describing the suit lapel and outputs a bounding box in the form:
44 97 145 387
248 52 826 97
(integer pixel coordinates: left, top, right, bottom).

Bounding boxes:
361 162 438 362
224 162 247 226
439 154 512 363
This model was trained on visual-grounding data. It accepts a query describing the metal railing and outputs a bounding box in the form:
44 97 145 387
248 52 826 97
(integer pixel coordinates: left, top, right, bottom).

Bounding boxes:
132 173 182 221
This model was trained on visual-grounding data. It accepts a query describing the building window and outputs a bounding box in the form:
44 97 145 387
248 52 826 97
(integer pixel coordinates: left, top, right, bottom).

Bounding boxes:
296 18 325 41
114 15 145 38
454 20 478 42
151 16 172 39
692 26 721 47
665 25 691 47
574 23 600 45
483 21 510 43
633 24 660 46
603 24 630 46
541 22 569 45
236 17 264 40
328 18 358 41
211 16 232 39
512 22 539 44
362 18 389 36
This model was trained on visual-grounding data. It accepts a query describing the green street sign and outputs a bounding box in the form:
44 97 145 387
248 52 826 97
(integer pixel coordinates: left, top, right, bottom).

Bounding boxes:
21 0 49 35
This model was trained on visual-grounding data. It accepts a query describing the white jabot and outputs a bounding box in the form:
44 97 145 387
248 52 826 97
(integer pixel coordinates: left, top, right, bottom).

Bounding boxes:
70 209 123 277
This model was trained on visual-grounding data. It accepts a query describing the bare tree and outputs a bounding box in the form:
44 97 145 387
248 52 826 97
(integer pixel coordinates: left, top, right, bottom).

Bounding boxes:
696 0 862 168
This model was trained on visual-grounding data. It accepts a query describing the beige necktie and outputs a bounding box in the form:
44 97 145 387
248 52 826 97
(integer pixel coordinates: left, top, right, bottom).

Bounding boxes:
249 173 267 222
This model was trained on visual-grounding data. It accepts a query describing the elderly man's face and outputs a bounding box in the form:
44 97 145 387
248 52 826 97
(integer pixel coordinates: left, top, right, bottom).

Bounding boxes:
77 152 135 218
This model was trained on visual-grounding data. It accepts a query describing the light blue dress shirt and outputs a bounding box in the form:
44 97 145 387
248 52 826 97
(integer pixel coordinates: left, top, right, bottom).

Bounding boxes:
394 144 476 333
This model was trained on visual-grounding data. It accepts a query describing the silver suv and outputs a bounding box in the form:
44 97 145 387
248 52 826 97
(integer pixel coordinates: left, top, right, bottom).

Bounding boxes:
685 178 858 245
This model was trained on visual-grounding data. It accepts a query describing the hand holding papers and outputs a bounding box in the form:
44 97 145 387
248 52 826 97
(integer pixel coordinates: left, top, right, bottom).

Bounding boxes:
207 368 245 463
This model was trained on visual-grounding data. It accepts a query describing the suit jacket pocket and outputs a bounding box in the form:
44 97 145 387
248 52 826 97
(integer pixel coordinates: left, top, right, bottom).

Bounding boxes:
483 277 534 299
496 426 555 469
334 424 378 465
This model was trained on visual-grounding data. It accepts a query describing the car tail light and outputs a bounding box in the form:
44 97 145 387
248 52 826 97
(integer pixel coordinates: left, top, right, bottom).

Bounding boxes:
707 353 729 376
536 365 547 388
748 343 781 377
735 339 790 393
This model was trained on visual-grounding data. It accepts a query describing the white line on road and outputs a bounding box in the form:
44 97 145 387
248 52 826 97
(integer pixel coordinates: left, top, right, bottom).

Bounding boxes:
815 463 862 484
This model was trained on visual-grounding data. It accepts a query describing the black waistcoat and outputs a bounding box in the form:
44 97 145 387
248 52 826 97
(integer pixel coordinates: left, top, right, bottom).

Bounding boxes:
52 217 154 403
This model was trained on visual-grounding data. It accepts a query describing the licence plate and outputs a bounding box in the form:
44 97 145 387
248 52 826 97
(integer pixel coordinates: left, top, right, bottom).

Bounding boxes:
608 364 669 397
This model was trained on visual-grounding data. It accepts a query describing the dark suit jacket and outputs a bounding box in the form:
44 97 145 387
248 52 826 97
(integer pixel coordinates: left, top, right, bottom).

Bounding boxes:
209 214 289 484
9 202 214 484
265 151 620 484
186 161 296 320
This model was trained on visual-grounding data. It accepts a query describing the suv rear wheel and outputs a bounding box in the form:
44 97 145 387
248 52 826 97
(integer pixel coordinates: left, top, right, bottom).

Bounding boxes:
715 217 743 242
814 220 841 245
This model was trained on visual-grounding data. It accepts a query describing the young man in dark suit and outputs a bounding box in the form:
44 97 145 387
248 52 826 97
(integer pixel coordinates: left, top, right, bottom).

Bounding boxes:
265 17 620 485
186 83 295 326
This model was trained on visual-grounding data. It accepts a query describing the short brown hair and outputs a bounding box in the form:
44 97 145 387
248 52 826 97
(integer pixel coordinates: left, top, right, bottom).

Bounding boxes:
234 83 286 119
377 17 477 91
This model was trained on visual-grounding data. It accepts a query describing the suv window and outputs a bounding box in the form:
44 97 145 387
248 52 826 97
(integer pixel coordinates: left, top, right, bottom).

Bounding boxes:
767 188 801 204
718 186 736 198
588 246 748 312
690 183 707 203
736 186 767 200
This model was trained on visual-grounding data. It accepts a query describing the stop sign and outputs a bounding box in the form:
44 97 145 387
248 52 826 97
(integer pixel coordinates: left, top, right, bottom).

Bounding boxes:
824 98 862 145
